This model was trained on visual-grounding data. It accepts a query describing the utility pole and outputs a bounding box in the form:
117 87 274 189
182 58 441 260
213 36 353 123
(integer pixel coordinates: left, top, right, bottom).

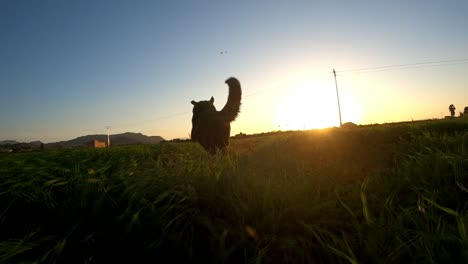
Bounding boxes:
333 69 343 127
106 126 110 147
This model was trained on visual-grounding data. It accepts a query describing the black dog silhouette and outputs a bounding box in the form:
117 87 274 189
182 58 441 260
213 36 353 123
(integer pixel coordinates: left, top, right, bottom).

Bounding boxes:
191 77 242 154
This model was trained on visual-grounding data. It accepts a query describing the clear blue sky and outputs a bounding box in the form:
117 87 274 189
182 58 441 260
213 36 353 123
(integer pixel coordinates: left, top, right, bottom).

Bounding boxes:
1 0 467 143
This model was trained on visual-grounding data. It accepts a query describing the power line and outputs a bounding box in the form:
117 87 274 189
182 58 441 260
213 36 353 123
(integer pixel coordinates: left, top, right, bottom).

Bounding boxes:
113 89 276 130
244 86 286 97
335 58 468 75
147 57 468 126
151 111 189 121
112 88 287 133
110 111 190 131
337 58 468 73
335 61 468 77
112 58 468 134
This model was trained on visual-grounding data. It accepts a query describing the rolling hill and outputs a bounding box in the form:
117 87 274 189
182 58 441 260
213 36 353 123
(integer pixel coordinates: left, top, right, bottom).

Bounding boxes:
45 132 164 149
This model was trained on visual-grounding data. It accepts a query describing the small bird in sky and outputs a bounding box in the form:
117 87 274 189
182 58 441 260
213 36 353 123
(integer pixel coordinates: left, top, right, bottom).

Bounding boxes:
220 50 228 55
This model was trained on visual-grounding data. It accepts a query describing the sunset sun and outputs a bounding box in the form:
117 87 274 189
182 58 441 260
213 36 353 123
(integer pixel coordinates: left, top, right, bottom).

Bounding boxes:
274 80 362 130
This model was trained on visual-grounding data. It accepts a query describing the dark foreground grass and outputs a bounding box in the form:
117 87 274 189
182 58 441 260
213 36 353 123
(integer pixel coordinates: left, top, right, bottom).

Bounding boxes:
0 119 467 263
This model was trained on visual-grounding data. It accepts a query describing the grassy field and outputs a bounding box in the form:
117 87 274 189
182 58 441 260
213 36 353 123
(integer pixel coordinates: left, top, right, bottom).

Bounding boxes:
1 119 467 263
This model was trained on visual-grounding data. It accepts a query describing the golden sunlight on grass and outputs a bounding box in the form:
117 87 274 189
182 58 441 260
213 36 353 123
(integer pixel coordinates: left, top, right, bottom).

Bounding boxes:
274 80 362 130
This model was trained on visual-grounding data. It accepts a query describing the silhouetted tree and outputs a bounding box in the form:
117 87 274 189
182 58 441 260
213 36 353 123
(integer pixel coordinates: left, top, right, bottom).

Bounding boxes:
449 104 456 117
464 106 468 115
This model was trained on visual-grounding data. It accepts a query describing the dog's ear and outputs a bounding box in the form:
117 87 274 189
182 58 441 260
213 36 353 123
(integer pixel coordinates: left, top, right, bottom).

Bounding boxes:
191 100 197 105
209 96 214 104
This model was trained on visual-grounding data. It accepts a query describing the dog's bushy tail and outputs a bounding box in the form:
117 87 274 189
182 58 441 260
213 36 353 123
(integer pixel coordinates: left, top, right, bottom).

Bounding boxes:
219 77 242 122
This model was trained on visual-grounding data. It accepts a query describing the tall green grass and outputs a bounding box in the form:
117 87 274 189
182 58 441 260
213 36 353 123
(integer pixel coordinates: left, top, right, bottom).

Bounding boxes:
0 119 467 263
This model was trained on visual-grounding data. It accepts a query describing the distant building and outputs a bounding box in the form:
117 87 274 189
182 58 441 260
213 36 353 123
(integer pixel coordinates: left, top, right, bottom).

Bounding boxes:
234 132 247 138
0 148 13 153
342 122 358 128
89 139 107 148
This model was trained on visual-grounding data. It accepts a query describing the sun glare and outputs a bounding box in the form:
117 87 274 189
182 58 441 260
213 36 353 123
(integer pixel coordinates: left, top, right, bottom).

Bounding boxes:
274 80 361 130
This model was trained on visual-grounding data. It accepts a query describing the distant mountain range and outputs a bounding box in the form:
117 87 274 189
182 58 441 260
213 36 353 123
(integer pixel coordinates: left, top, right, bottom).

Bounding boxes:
0 140 20 145
45 132 164 148
0 133 165 150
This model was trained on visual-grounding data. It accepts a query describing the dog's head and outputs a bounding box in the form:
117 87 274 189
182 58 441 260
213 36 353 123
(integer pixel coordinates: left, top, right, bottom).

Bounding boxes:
191 96 216 117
